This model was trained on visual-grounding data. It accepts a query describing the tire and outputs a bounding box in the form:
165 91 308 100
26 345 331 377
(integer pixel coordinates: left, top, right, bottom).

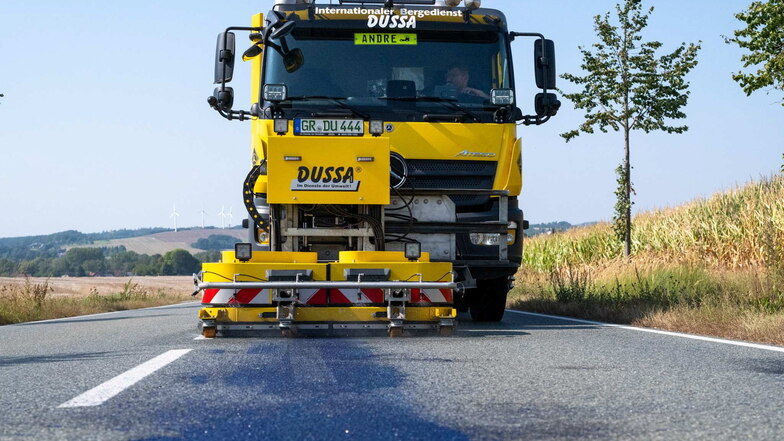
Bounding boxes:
469 277 509 322
454 291 471 313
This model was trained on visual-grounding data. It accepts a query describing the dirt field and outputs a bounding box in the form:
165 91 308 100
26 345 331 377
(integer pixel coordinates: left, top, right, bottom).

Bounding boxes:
0 276 193 299
68 228 247 255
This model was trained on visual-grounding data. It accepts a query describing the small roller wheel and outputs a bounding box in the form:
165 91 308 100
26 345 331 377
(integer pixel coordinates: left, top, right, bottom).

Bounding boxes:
438 326 454 337
389 327 403 338
281 328 295 338
202 327 217 339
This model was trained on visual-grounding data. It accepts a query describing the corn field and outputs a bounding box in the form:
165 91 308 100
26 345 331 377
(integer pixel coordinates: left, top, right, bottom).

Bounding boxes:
523 174 784 271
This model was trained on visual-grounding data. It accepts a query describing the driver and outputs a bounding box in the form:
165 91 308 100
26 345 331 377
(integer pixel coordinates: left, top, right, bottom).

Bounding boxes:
445 65 490 100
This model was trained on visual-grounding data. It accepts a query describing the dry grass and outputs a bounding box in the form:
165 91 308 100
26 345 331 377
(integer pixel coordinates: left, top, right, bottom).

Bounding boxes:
524 174 784 271
512 174 784 346
0 276 193 325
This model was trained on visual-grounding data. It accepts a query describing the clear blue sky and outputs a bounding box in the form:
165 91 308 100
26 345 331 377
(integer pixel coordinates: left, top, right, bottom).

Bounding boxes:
0 0 781 238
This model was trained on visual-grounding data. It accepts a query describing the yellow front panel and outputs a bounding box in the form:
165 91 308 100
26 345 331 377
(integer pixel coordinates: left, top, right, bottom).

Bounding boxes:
220 251 318 264
202 262 328 283
330 262 452 284
267 135 390 205
252 120 521 197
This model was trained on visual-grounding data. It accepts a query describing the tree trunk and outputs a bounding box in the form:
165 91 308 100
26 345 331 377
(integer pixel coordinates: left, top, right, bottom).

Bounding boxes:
624 128 631 257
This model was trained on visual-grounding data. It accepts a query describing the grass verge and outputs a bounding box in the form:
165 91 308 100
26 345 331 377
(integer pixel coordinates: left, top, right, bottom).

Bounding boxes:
509 263 784 345
0 278 192 325
511 174 784 346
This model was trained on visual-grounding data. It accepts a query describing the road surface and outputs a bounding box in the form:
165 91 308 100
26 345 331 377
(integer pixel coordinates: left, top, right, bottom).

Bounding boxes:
1 302 783 440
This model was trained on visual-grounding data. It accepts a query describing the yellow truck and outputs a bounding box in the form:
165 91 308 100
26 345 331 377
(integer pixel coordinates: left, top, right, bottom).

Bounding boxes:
195 0 559 337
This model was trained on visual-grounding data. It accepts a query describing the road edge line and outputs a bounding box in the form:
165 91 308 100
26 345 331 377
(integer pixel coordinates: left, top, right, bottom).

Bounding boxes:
58 349 193 408
506 309 784 353
10 301 201 326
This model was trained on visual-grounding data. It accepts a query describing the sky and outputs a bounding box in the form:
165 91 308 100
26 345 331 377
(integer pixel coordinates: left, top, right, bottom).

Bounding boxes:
0 0 781 238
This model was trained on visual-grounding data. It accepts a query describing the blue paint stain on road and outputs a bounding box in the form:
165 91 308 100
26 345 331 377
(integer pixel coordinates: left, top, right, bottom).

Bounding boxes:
148 339 468 441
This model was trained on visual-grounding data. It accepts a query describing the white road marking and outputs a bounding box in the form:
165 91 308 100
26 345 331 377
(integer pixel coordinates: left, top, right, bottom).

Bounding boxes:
58 349 192 408
507 310 784 353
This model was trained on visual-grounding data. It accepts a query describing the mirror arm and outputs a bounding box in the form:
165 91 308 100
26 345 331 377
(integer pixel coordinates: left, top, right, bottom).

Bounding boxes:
218 26 263 95
509 31 550 97
207 98 254 122
211 26 263 119
519 114 551 126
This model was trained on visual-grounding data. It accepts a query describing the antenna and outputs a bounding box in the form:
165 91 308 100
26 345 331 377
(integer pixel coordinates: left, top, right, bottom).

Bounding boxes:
170 203 180 232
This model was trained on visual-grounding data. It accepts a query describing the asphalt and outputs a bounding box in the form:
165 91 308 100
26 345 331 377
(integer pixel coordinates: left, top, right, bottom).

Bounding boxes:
1 302 784 440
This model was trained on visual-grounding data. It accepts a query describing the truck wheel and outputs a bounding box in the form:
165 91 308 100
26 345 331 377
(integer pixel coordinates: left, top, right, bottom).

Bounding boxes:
469 277 509 322
454 292 471 313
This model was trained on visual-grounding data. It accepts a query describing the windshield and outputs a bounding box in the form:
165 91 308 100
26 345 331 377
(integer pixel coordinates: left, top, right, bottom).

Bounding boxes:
263 26 512 122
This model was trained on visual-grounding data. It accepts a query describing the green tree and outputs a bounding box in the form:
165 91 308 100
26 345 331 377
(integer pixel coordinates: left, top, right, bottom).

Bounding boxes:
64 247 106 276
0 259 17 276
560 0 700 256
160 249 200 275
726 0 784 104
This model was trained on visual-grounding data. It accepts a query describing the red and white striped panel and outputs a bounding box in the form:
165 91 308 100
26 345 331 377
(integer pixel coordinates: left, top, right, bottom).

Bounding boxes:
202 288 272 305
300 288 328 305
411 288 453 304
330 288 385 305
202 288 328 306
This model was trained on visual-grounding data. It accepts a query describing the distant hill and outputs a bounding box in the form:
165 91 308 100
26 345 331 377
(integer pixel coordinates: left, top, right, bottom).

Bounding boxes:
0 227 244 260
0 228 168 260
79 229 246 255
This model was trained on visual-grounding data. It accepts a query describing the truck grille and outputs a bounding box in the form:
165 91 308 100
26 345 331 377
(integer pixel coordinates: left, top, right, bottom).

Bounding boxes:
403 159 497 208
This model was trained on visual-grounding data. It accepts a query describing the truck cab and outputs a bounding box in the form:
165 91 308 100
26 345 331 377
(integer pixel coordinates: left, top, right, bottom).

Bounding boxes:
201 0 558 335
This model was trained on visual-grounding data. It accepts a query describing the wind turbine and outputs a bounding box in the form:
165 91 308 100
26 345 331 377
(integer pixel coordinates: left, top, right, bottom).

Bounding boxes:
170 203 180 232
218 206 227 229
199 206 207 229
226 206 234 228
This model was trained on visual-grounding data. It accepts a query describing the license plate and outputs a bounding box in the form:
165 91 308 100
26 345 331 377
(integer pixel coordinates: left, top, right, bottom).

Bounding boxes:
294 119 364 136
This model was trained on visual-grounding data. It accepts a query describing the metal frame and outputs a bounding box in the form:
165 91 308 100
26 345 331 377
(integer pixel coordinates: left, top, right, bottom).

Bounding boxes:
393 188 509 261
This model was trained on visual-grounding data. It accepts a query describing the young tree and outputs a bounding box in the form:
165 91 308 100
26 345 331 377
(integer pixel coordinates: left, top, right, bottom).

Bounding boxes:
726 0 784 104
560 0 700 256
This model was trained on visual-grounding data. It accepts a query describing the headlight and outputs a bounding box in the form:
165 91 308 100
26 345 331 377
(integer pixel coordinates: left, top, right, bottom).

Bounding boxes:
274 119 289 135
470 233 501 246
263 84 288 102
235 243 253 262
369 120 384 136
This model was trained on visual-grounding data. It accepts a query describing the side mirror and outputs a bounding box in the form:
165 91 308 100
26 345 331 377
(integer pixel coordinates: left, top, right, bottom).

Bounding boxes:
270 21 296 41
535 93 561 117
213 86 235 111
242 44 263 61
534 39 556 90
283 48 304 73
214 32 236 84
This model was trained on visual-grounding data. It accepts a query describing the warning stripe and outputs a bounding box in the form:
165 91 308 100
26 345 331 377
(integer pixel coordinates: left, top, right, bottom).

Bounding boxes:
331 288 385 304
202 287 452 305
301 288 327 305
202 288 327 305
202 288 270 305
412 288 453 304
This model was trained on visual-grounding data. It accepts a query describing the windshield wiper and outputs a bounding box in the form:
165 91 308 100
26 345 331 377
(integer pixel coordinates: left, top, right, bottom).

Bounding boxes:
287 96 369 119
381 96 481 122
